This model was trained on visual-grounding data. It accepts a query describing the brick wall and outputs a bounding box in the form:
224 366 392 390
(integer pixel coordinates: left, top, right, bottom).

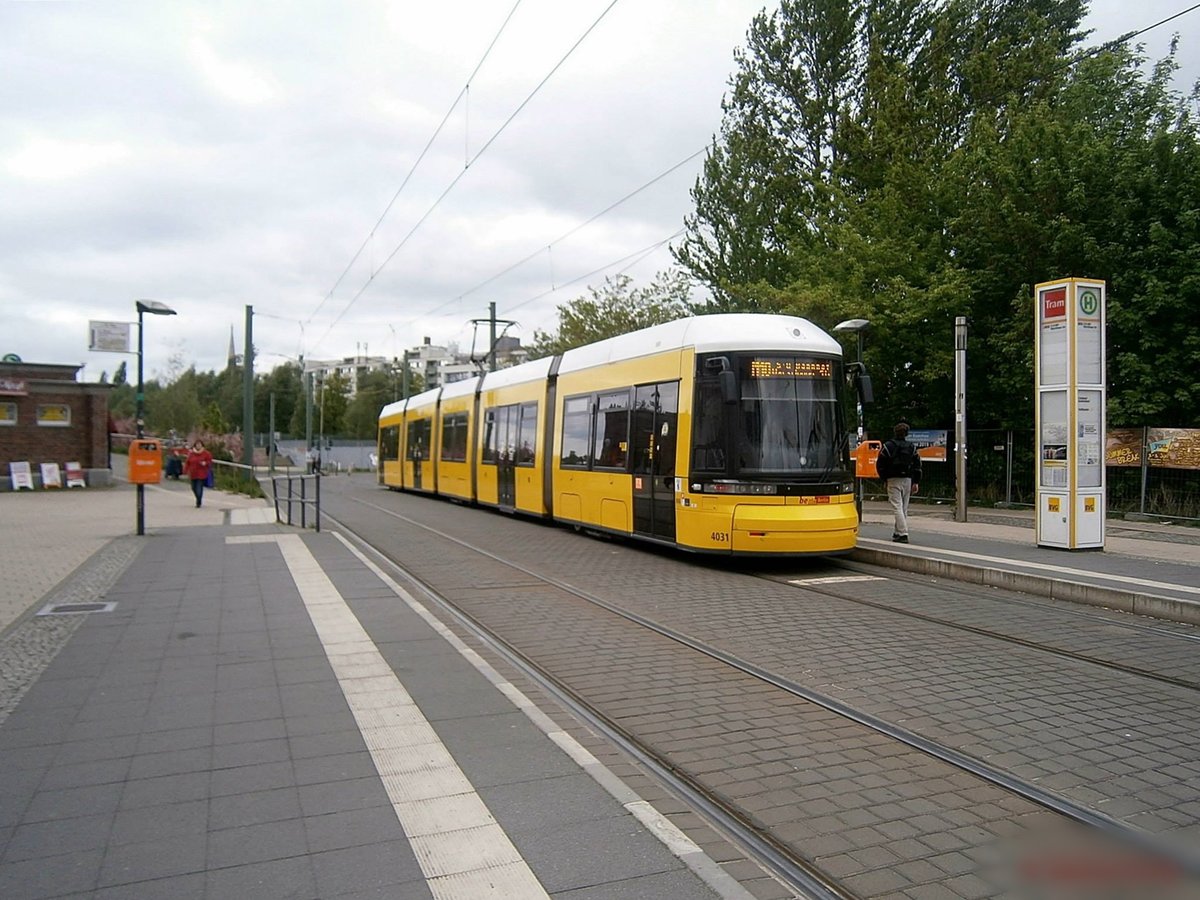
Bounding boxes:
0 362 111 471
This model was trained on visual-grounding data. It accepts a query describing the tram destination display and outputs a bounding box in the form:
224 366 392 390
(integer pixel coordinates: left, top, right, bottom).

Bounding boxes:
748 359 834 379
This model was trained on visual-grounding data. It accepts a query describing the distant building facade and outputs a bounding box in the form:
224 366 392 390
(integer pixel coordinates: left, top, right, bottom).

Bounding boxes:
303 334 531 397
404 335 530 390
303 354 392 397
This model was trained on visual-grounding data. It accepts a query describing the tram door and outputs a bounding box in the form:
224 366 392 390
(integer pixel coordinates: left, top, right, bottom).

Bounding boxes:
497 407 516 510
486 405 517 510
407 419 430 490
632 382 678 540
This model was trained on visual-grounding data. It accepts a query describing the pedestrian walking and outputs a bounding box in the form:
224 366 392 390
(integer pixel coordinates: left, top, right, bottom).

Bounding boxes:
185 439 214 508
306 445 319 475
876 421 922 543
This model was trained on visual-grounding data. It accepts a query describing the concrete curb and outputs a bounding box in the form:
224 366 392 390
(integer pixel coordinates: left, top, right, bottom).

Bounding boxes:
848 546 1200 626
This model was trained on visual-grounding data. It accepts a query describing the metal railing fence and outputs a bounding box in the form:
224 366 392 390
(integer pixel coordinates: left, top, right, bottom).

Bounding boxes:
863 428 1199 523
270 472 321 532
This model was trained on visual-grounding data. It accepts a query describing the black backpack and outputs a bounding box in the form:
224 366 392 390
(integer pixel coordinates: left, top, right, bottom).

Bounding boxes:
879 439 916 479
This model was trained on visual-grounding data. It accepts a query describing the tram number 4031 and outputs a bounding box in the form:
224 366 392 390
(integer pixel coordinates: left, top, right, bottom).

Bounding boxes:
710 531 730 543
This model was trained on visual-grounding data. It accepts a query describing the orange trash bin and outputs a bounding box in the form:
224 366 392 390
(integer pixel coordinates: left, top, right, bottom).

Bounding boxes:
128 440 163 484
852 439 882 479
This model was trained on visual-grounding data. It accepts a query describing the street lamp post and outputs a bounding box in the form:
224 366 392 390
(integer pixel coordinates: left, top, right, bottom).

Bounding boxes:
135 299 177 535
833 318 872 521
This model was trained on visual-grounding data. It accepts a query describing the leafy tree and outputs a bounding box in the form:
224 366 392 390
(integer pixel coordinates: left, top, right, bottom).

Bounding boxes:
255 361 302 438
108 382 135 419
147 367 203 435
344 369 394 439
112 360 127 385
316 371 351 437
200 400 229 434
528 270 697 357
676 0 1199 430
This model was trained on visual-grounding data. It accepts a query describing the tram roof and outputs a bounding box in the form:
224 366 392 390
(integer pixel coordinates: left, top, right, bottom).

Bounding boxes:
378 314 841 420
556 313 841 375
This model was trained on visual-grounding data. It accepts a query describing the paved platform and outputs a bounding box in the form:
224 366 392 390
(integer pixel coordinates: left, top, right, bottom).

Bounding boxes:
0 477 750 899
1 475 1196 898
856 501 1200 624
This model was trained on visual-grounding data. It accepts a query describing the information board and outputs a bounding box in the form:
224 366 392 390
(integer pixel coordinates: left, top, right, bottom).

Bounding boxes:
1034 279 1106 549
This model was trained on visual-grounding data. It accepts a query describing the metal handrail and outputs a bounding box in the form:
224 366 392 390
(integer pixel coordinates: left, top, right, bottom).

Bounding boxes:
269 471 321 532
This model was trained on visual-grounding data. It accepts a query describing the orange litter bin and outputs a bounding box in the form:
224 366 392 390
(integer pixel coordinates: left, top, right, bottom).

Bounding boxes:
851 440 882 479
128 440 163 485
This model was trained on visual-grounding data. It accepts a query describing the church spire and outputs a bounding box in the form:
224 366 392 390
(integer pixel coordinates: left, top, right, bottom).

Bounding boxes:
227 326 238 369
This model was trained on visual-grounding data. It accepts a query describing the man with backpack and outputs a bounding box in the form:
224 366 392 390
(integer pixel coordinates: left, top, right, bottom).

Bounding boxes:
877 421 922 543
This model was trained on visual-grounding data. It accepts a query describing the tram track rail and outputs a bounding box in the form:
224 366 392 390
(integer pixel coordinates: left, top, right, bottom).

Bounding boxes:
326 506 852 900
764 563 1200 694
328 495 1200 892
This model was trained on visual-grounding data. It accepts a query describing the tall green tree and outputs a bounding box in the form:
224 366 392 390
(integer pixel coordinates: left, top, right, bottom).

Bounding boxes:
676 0 1198 430
316 371 351 437
343 369 394 440
255 361 302 438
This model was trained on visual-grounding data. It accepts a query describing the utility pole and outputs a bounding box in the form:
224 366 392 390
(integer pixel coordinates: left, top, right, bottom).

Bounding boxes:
954 316 968 522
304 367 313 453
242 305 254 469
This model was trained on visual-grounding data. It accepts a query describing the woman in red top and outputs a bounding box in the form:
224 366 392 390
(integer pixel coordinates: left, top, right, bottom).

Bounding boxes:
184 440 214 507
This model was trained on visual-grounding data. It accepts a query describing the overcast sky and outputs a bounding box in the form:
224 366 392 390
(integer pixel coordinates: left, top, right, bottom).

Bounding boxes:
3 0 1197 384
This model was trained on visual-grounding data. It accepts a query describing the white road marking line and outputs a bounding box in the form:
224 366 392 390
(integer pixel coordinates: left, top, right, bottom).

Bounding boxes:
788 575 886 586
859 537 1200 595
232 533 550 900
330 531 759 900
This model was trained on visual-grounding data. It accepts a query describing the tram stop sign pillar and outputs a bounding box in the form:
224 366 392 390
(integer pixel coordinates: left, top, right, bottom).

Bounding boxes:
1034 278 1106 550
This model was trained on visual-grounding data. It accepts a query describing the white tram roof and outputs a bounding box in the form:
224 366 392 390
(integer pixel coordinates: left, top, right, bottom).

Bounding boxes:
479 356 554 391
556 313 841 375
439 375 482 401
379 314 840 421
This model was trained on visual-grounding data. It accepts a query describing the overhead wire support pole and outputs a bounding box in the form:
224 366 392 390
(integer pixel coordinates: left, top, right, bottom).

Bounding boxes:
470 305 517 373
243 305 254 470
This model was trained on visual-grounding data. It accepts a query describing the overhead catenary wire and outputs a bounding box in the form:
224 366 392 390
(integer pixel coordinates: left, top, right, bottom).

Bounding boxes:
313 4 1200 363
363 5 1200 348
303 0 524 331
1075 2 1200 65
380 144 709 342
309 0 623 355
455 147 707 304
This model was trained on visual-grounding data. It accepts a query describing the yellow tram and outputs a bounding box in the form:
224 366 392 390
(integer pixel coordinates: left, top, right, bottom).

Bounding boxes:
378 313 858 555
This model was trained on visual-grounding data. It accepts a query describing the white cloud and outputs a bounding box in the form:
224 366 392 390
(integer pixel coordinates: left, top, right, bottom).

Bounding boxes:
188 37 279 104
0 0 1195 386
4 137 131 181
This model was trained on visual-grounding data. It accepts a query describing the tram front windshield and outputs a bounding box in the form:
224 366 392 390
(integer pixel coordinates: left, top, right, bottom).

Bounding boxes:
693 354 846 478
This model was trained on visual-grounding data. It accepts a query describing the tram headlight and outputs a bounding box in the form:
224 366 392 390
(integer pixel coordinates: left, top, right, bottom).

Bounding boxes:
841 482 854 494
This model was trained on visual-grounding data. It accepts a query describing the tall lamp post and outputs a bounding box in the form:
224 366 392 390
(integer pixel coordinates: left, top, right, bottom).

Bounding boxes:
135 299 177 535
833 318 871 521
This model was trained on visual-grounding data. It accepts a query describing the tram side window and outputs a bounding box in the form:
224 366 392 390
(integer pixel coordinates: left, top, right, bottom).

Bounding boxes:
380 425 400 461
483 405 521 465
593 390 629 469
516 402 537 466
692 381 726 472
482 410 497 464
560 396 592 468
440 412 468 462
407 419 431 460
